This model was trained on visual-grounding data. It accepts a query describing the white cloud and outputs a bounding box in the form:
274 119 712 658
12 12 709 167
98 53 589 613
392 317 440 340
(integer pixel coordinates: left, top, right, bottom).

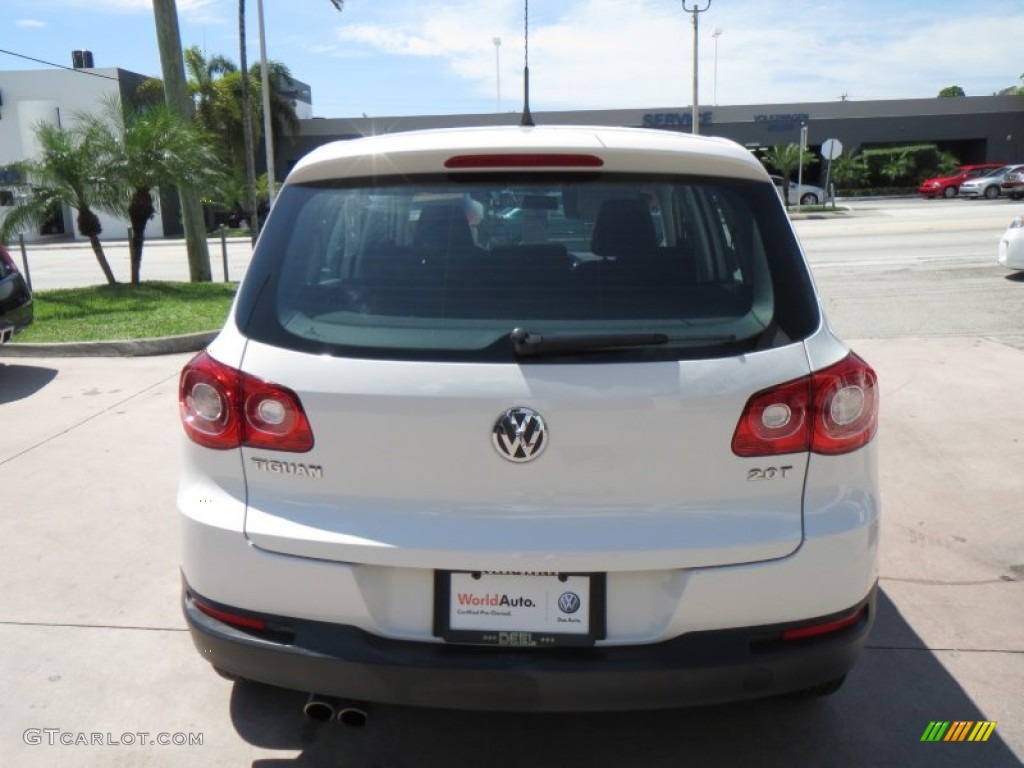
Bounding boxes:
54 0 219 16
15 19 47 28
323 0 1024 110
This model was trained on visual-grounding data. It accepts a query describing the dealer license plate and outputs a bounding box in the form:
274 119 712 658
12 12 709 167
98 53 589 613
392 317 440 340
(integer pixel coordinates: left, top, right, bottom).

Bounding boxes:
434 571 605 647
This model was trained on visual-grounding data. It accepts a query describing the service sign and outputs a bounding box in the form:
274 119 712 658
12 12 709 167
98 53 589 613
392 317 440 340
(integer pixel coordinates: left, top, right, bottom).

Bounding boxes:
435 572 605 647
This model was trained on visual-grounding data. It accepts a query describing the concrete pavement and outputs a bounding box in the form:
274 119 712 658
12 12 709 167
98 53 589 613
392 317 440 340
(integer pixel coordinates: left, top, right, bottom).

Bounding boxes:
0 338 1021 767
1 203 1022 764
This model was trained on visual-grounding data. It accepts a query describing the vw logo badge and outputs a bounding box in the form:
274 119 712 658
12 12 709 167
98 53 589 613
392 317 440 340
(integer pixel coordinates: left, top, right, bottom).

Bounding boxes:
558 592 581 614
492 407 547 463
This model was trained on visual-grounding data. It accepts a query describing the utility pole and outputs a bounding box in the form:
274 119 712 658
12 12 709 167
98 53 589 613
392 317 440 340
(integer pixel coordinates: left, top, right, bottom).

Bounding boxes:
493 37 502 113
681 0 712 135
711 27 722 106
152 0 212 281
797 122 808 213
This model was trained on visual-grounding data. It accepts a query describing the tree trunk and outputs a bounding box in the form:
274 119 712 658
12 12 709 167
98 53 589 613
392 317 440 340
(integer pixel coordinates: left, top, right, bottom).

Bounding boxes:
128 187 156 285
88 236 118 285
239 0 260 246
152 0 212 282
76 207 117 284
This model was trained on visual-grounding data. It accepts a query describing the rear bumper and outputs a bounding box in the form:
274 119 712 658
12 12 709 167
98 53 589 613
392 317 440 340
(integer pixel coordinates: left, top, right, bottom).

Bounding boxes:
0 304 33 342
0 274 33 342
184 579 875 712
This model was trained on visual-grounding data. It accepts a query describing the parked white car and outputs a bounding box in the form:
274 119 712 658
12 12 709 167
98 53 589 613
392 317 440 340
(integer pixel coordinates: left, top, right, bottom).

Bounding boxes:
178 124 880 715
770 174 826 206
998 216 1024 269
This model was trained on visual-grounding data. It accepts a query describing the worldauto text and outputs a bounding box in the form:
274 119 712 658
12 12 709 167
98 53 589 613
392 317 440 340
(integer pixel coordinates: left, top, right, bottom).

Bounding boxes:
456 593 535 608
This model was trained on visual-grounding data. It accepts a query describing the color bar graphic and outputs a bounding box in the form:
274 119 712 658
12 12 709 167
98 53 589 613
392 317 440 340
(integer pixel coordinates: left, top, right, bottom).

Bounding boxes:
920 721 996 742
921 721 950 742
968 721 997 742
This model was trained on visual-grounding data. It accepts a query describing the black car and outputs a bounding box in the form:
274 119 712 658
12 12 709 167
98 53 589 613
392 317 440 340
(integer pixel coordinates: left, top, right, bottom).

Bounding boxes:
0 244 33 343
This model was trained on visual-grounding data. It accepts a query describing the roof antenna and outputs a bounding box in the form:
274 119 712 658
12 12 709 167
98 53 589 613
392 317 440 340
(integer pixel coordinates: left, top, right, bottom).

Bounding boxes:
520 0 535 127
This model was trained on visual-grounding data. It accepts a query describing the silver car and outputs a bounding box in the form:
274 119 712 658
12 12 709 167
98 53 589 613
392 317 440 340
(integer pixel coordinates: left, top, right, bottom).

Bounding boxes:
960 165 1023 200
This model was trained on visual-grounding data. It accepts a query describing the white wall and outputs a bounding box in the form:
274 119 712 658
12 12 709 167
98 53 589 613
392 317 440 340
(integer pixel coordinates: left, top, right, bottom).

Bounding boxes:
0 68 164 243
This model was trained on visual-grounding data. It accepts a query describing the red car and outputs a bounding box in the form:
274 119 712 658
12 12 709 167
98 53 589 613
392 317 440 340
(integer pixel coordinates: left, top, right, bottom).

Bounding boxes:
918 163 1003 198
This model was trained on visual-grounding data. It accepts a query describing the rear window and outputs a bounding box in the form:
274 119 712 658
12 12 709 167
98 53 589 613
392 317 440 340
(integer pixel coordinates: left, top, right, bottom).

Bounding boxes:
236 172 818 362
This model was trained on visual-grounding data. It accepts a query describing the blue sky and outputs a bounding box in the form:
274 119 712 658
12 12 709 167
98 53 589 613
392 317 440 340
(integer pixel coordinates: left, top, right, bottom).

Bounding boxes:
2 0 1023 118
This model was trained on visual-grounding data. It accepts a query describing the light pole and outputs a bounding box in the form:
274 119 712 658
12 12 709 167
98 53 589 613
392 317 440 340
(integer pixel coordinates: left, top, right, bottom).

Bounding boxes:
493 36 502 113
681 1 712 135
711 27 722 106
256 0 342 208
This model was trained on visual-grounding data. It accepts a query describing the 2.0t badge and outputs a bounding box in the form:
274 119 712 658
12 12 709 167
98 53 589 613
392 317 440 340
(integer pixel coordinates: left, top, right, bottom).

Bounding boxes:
492 407 547 463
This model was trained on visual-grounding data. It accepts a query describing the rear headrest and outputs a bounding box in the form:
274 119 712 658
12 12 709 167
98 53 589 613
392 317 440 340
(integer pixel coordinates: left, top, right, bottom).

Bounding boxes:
414 204 475 250
591 198 658 257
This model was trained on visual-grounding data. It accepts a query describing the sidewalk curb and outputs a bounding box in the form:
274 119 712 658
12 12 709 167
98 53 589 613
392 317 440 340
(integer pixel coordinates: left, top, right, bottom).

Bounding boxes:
0 331 216 358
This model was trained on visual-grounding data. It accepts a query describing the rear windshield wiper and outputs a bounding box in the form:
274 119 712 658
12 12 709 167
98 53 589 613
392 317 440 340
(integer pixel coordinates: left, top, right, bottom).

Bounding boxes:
510 327 742 357
510 327 669 357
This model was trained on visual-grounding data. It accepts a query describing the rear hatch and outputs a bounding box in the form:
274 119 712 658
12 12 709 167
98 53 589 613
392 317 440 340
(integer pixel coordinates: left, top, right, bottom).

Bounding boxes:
238 342 813 571
230 131 823 572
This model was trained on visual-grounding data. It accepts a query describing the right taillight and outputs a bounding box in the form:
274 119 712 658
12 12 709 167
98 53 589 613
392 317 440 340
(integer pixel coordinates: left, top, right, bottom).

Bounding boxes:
179 351 314 452
0 246 18 274
732 353 878 457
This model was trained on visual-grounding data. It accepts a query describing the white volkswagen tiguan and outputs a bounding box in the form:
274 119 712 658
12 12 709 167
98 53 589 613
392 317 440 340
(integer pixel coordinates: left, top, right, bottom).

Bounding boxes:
178 125 879 713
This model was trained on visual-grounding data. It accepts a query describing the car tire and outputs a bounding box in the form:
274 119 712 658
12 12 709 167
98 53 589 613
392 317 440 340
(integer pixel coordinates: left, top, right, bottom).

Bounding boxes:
984 185 1000 200
800 193 819 206
943 186 957 199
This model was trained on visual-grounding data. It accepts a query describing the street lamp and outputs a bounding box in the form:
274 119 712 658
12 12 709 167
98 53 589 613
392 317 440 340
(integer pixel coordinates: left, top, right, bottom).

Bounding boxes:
711 27 722 106
493 36 502 113
681 0 712 135
256 0 342 207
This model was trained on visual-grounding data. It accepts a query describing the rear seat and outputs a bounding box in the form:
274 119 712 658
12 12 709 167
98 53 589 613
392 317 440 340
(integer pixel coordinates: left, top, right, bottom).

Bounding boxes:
353 203 699 320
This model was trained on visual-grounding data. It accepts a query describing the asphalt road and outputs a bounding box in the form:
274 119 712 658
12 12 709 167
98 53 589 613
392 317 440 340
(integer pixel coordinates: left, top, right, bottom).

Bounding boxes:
11 233 254 292
0 197 1022 767
796 197 1024 348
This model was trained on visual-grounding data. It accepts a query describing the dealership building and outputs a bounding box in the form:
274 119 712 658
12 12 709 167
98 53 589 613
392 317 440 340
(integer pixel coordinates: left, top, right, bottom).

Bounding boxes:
285 95 1024 183
2 51 1022 241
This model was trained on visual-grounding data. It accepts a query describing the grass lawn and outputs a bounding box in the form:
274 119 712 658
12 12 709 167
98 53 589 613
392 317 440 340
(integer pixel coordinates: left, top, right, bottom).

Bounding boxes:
14 281 237 343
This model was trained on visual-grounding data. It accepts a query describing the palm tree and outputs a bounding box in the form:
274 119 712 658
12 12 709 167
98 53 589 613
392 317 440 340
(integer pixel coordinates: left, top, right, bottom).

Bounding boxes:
82 99 229 284
0 121 119 284
184 46 238 132
250 60 301 161
879 151 915 186
236 0 344 234
831 152 869 191
761 143 818 208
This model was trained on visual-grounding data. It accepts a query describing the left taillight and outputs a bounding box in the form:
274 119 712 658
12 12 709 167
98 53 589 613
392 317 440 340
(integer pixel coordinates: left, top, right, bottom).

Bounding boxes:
732 353 878 457
179 350 314 452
